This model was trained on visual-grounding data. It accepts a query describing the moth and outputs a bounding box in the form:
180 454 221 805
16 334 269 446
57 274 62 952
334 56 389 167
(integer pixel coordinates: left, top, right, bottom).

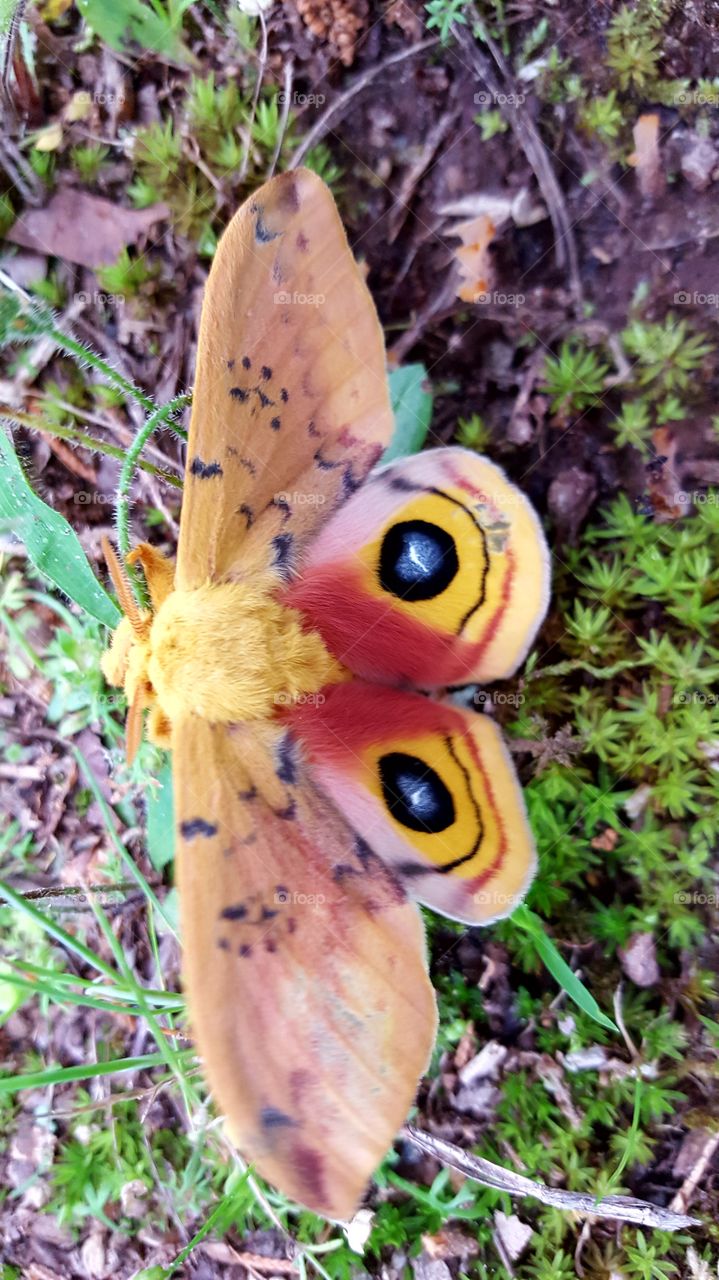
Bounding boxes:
101 169 550 1220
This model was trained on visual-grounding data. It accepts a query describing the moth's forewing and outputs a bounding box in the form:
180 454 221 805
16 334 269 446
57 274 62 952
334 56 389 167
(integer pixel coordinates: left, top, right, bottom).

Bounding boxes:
174 718 437 1219
176 168 393 591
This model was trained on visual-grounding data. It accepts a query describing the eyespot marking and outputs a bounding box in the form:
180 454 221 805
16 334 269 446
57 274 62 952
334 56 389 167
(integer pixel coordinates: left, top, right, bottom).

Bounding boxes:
230 387 249 403
180 818 217 839
379 519 459 602
190 458 223 480
379 752 455 834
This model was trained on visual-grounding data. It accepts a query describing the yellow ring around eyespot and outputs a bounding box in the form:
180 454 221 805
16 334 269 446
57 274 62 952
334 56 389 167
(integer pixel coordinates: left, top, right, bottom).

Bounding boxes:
359 730 505 879
356 492 489 638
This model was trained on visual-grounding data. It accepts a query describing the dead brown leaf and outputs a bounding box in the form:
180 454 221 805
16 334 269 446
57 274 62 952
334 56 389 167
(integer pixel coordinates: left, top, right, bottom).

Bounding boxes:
6 190 169 268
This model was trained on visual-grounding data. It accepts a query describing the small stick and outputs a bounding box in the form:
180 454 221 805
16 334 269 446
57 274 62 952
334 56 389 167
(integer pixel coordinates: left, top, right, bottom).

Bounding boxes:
403 1126 701 1230
289 38 440 170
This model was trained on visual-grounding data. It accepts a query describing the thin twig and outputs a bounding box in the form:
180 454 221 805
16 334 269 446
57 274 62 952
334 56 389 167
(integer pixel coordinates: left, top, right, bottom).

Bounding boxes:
457 11 583 308
403 1127 701 1230
289 38 440 170
268 58 293 179
239 7 269 183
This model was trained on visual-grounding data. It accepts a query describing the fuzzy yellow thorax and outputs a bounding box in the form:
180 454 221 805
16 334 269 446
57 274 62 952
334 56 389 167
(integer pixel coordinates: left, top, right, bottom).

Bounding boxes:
101 542 343 753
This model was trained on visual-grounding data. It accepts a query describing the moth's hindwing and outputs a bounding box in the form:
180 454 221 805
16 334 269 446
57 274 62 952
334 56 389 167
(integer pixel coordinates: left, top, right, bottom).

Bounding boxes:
290 682 537 925
286 447 551 686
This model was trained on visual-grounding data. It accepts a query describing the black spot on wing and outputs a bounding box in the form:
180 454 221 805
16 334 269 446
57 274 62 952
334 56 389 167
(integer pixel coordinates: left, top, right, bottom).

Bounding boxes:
261 365 272 381
270 416 281 431
221 903 248 921
272 532 294 576
238 784 258 802
240 456 257 477
387 474 422 494
265 937 277 954
270 495 291 522
297 231 309 252
239 943 252 958
341 467 362 500
355 835 374 866
395 860 431 878
307 420 320 437
261 1106 296 1130
238 503 254 528
314 447 336 471
280 388 289 403
180 818 217 839
252 203 281 244
226 358 235 370
190 458 223 480
230 386 249 403
260 905 279 922
217 937 230 950
274 798 297 821
242 355 251 370
276 733 298 786
257 389 274 409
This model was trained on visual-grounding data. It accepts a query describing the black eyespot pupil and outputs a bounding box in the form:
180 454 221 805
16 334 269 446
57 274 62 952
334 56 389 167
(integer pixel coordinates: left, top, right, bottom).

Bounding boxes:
379 752 455 833
379 519 459 601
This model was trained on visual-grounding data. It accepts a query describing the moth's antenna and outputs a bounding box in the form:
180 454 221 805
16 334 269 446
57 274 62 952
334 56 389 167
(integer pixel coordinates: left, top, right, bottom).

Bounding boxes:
102 536 147 636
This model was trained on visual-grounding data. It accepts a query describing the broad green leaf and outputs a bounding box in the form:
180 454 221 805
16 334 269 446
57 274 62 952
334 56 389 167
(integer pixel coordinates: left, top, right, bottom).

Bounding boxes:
0 426 120 628
0 0 19 37
385 363 433 461
514 906 618 1033
76 0 192 60
146 760 175 871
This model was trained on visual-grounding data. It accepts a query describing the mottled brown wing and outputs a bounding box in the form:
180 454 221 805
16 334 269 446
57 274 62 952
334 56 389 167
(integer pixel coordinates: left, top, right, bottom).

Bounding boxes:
173 716 436 1219
175 169 393 591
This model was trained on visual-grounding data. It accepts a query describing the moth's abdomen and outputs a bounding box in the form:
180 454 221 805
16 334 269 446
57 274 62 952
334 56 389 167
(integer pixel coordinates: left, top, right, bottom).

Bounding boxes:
147 579 342 725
